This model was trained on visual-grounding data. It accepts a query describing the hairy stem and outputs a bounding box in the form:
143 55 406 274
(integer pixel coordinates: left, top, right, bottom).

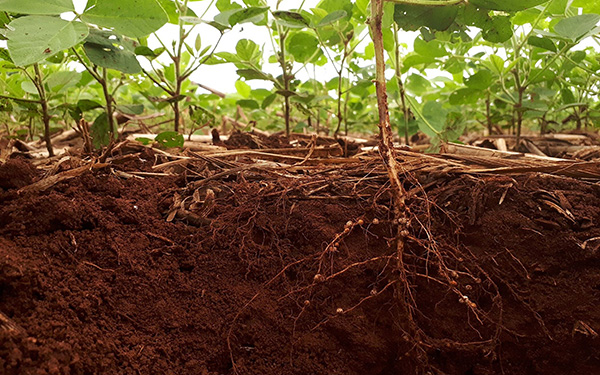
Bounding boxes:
279 30 291 137
334 51 347 138
101 68 115 139
33 64 53 157
485 92 492 135
393 24 410 145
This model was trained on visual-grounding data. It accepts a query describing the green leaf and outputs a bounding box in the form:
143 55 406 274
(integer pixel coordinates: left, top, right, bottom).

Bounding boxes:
487 54 505 74
465 70 494 90
156 0 198 25
449 88 480 105
236 68 274 82
413 38 447 58
77 99 103 112
290 92 315 105
0 11 8 30
406 74 431 96
116 104 144 115
560 88 575 104
216 0 242 12
553 14 600 41
21 81 38 95
571 0 600 14
83 30 141 73
214 9 239 26
382 2 395 28
317 10 347 27
90 113 114 149
237 99 259 110
198 45 211 57
401 53 436 72
155 131 184 148
181 16 230 31
570 50 586 63
46 70 81 92
236 39 261 63
156 0 179 24
443 57 466 74
275 89 297 98
190 105 215 126
261 93 277 109
355 0 369 16
249 88 272 101
394 4 460 32
0 48 12 63
135 46 161 59
483 16 513 43
527 36 557 51
214 51 241 63
135 137 154 145
272 10 310 28
235 80 251 98
512 8 540 26
81 0 168 38
316 0 353 20
462 3 491 28
228 6 268 26
287 31 319 63
528 68 556 84
5 16 89 67
0 0 73 14
195 34 202 52
547 0 569 14
419 101 447 138
469 0 550 11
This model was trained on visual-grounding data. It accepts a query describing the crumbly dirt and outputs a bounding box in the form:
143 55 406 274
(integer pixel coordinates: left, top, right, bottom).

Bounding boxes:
0 157 599 375
0 159 38 190
223 130 292 150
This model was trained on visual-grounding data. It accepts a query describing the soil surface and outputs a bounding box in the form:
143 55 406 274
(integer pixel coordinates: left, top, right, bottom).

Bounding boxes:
0 155 599 375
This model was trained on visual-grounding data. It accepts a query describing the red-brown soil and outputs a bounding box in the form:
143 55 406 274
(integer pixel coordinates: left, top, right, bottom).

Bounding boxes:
0 156 599 374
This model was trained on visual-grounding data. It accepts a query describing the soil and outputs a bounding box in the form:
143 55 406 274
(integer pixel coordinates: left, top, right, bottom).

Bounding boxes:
0 155 599 375
223 130 292 150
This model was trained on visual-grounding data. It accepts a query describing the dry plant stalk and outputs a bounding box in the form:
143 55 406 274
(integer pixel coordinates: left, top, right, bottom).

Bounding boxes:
76 119 93 154
0 310 25 334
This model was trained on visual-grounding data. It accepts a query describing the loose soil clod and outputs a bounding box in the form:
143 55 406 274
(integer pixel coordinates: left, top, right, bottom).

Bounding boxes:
1 146 600 374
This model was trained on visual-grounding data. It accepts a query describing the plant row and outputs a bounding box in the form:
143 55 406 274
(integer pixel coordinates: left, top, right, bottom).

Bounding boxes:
0 0 598 154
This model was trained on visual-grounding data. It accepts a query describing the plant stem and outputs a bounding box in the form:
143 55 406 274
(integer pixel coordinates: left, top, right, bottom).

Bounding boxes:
525 43 572 87
172 0 189 132
32 64 53 157
334 50 347 138
393 24 410 145
485 92 492 135
0 95 41 104
142 68 175 95
72 47 116 141
511 69 525 144
100 68 115 139
278 29 291 136
344 81 350 135
369 0 392 145
71 47 102 82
